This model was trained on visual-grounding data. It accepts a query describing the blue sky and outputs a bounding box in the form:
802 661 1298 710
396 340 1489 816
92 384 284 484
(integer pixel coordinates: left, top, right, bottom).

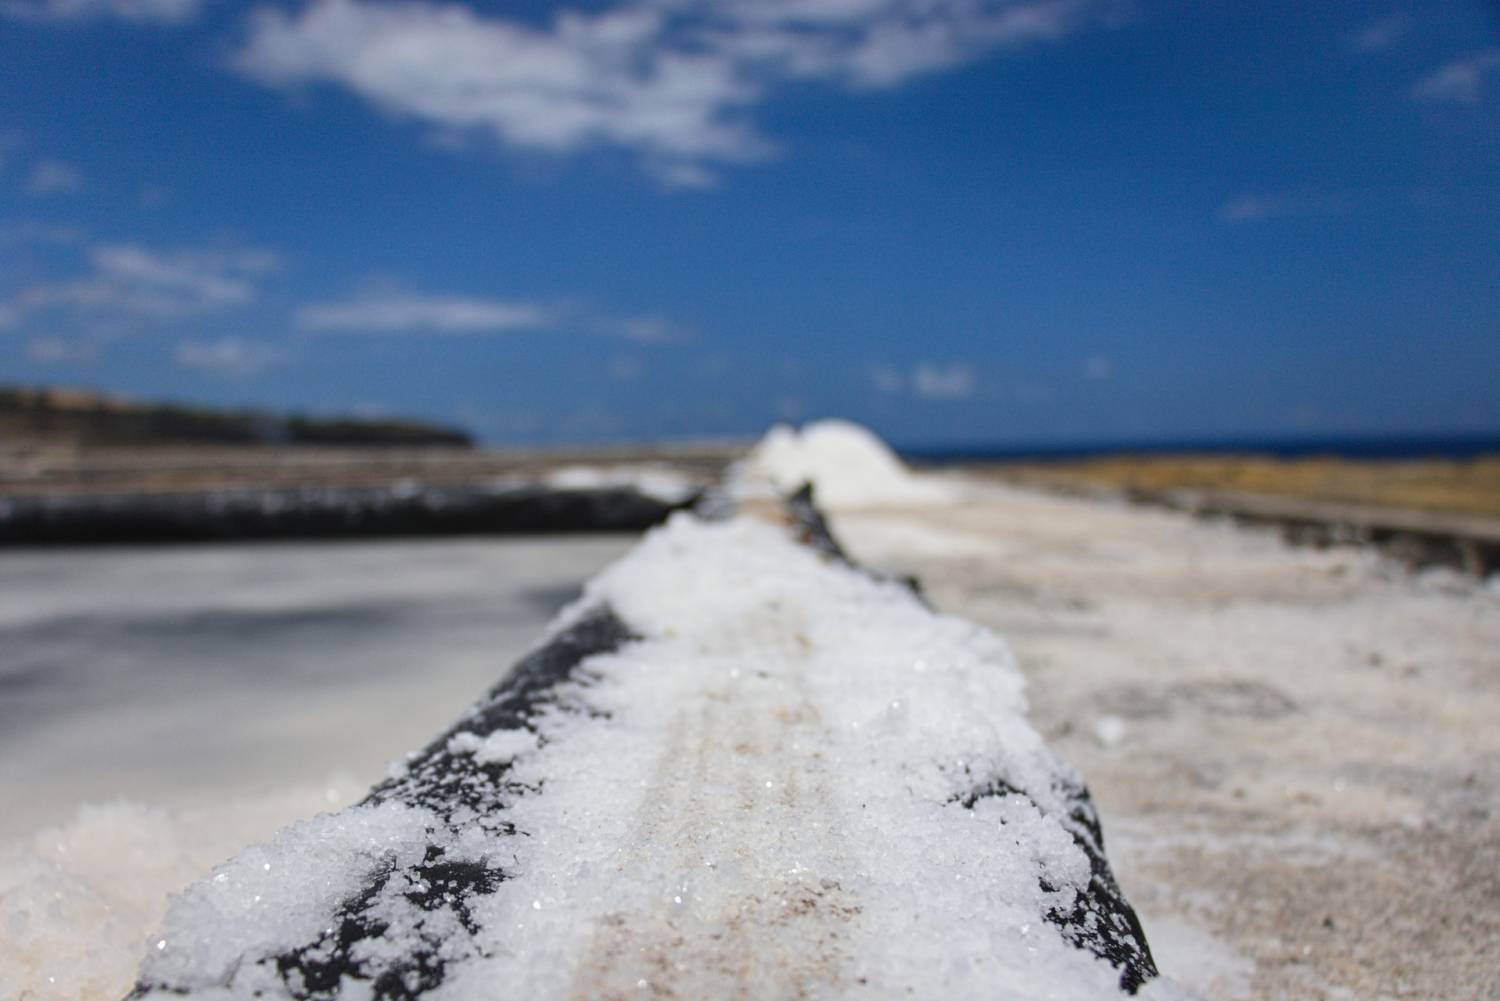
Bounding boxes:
1 0 1497 446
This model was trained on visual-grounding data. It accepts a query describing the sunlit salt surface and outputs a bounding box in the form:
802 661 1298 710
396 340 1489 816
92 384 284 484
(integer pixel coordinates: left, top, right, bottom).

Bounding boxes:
3 423 1189 1000
0 536 635 838
119 511 1182 1000
538 463 699 504
0 535 633 1001
731 418 963 509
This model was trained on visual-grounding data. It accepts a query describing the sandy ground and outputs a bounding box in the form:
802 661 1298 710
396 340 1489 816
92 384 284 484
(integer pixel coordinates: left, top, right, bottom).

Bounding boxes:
832 486 1500 1001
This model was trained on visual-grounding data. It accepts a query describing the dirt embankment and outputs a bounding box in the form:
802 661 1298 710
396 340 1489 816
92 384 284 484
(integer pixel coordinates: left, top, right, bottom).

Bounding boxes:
963 455 1500 575
834 490 1500 1001
965 453 1500 518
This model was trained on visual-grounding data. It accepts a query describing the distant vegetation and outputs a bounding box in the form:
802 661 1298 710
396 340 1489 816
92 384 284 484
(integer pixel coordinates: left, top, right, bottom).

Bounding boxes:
0 386 472 448
978 453 1500 520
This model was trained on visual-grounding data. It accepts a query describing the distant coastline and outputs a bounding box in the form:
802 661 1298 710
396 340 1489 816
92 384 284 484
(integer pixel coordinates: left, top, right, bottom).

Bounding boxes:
0 386 471 449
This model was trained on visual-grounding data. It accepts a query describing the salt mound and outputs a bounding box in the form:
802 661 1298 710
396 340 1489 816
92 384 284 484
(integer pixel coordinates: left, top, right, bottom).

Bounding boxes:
732 419 958 509
0 784 356 1001
127 512 1159 999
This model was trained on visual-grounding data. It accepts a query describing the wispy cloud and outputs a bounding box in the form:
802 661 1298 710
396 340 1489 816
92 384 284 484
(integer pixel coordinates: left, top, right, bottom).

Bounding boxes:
175 337 288 375
24 335 99 365
25 159 83 196
299 287 696 344
913 362 976 399
872 361 977 398
1350 14 1409 53
0 0 200 23
871 363 905 394
1219 192 1348 225
1410 49 1500 104
0 221 85 246
0 242 277 330
1084 353 1111 380
297 290 558 333
591 312 693 343
235 0 1117 185
608 355 643 381
1219 195 1275 224
872 361 1052 402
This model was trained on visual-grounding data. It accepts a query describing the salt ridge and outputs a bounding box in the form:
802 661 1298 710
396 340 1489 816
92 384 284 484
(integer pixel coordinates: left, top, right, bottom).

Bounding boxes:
128 504 1171 998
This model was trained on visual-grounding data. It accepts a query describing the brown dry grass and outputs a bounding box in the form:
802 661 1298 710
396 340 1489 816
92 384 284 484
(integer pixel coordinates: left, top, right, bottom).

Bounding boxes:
971 454 1500 519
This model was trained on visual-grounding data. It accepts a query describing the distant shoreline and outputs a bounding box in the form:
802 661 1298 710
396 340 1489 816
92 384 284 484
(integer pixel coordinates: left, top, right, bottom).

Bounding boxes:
903 431 1500 464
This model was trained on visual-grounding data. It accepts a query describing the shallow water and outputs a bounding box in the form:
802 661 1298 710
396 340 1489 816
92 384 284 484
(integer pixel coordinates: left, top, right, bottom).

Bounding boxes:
0 534 635 840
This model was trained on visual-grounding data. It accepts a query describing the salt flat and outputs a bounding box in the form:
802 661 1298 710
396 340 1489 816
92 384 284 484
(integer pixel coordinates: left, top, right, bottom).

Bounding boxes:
0 535 638 1000
0 535 636 840
3 460 1496 1000
833 486 1500 1001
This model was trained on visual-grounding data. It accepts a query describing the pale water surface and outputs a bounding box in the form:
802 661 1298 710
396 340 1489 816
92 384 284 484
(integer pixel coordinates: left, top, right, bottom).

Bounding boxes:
0 535 635 840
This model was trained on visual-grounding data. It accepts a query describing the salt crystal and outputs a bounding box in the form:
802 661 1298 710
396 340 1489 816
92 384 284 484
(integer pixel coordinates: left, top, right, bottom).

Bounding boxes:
1092 716 1127 749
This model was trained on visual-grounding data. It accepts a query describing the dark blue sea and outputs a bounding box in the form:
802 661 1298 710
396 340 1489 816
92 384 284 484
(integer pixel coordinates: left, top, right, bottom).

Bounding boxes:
903 432 1500 465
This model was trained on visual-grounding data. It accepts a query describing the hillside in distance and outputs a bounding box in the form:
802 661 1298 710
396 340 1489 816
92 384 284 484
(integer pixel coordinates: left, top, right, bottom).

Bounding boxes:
0 386 472 448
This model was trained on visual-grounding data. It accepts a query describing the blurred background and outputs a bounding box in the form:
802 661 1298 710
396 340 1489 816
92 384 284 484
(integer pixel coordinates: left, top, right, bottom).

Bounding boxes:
2 2 1499 997
4 0 1500 863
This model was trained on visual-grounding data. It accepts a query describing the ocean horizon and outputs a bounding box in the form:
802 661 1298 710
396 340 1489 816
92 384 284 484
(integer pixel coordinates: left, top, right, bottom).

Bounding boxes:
902 430 1500 464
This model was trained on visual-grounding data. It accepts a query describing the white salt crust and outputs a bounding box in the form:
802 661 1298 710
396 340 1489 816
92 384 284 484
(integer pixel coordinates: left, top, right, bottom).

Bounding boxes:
730 419 962 509
130 509 1184 999
540 464 700 504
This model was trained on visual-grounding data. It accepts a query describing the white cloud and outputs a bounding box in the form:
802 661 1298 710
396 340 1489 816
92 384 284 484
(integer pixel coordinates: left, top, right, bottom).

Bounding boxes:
236 0 768 185
591 312 692 343
299 288 695 343
1410 49 1500 104
25 159 83 196
1350 14 1409 53
24 335 98 364
235 0 1115 183
297 290 557 333
0 242 277 330
872 361 978 398
175 337 288 375
0 0 199 22
912 362 975 399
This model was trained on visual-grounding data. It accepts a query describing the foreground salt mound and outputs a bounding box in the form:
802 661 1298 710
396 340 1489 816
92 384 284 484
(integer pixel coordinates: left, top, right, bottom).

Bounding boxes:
0 788 356 1001
127 498 1170 1000
732 419 960 508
